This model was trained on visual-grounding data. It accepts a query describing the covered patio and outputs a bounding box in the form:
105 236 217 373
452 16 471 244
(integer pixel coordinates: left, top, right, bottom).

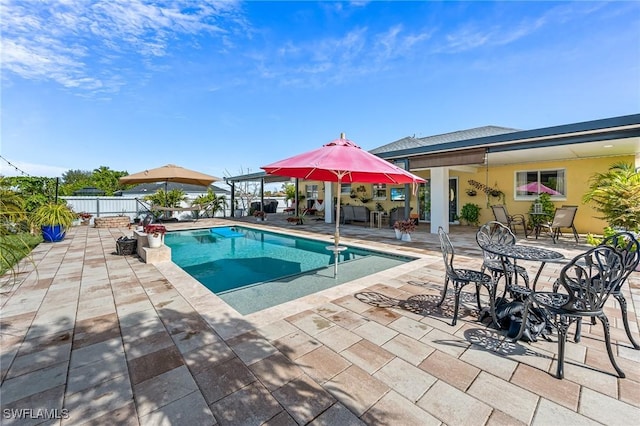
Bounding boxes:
1 218 638 425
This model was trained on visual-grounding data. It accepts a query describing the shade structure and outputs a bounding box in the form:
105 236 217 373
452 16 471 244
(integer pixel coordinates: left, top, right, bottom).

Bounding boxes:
517 182 561 196
262 134 426 277
119 164 221 213
119 164 221 187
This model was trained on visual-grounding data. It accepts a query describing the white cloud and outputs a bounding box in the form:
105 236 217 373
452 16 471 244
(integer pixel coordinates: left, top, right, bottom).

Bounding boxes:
0 160 69 178
0 0 243 93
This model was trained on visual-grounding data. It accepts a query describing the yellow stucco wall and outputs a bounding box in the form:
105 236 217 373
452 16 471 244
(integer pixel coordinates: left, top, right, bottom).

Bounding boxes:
457 155 633 234
304 154 634 235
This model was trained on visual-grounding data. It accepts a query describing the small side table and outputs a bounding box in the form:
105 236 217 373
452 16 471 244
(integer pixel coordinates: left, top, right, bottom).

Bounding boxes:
370 211 383 229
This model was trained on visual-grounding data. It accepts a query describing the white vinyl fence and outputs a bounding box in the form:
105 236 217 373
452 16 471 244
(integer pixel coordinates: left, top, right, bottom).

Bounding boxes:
60 196 289 223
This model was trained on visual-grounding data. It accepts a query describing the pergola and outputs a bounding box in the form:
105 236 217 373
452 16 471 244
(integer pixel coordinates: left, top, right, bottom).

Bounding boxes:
224 171 294 217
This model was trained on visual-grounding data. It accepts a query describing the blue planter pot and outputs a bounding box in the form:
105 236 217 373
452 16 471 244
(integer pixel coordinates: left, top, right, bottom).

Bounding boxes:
41 225 66 242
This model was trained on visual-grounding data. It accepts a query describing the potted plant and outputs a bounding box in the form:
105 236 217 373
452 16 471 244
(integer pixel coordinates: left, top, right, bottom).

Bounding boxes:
393 220 402 239
77 212 93 225
31 203 77 242
144 224 166 248
396 219 417 241
459 203 481 226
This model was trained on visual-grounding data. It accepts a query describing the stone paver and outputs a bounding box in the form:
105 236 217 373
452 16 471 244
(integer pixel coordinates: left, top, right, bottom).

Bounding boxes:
1 219 639 425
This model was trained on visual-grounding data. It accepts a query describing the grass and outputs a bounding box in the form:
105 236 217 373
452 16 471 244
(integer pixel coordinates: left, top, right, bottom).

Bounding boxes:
0 232 42 277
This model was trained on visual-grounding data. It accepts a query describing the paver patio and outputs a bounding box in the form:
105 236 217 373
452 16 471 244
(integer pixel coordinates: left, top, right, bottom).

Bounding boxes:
1 216 639 425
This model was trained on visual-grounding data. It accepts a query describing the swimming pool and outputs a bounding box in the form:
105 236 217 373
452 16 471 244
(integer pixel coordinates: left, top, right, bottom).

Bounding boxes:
164 226 415 314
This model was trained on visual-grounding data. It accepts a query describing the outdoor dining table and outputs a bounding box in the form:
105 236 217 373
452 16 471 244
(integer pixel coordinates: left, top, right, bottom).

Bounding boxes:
483 243 565 294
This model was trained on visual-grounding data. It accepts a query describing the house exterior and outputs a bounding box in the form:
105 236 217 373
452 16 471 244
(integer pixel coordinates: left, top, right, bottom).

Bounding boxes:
227 114 640 235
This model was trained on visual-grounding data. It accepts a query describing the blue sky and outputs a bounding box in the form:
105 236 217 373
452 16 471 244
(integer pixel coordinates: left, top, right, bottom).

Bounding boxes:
1 0 639 184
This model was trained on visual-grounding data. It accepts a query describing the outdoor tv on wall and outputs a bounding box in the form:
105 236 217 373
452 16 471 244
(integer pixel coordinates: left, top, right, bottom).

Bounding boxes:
390 187 405 201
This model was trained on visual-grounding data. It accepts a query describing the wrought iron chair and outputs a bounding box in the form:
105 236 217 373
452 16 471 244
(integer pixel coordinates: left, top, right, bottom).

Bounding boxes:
553 231 640 349
437 226 495 326
491 205 528 237
476 221 531 300
518 246 625 379
538 206 579 243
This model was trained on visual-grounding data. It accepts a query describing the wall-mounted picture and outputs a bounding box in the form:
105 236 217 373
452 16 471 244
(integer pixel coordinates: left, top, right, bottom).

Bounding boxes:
390 187 405 201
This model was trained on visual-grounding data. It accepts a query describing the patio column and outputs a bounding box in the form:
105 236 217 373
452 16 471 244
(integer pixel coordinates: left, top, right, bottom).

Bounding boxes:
430 166 450 233
324 181 334 224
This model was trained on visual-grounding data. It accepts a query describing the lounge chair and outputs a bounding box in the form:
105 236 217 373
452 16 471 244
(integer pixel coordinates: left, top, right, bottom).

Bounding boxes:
538 206 579 243
491 205 527 237
151 201 216 222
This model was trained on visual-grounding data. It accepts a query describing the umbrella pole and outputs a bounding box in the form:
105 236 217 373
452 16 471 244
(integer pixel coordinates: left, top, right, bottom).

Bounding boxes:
333 178 342 278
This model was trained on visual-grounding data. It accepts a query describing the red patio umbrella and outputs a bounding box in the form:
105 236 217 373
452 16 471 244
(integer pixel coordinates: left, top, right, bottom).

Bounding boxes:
516 182 561 196
262 133 426 277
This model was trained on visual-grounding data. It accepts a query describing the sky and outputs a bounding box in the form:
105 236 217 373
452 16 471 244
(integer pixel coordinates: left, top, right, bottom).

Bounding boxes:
1 0 639 187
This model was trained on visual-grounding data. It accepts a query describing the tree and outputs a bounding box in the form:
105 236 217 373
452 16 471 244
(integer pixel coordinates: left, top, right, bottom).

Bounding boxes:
91 166 128 195
2 176 57 212
61 169 92 195
225 167 260 213
582 162 640 232
282 182 296 206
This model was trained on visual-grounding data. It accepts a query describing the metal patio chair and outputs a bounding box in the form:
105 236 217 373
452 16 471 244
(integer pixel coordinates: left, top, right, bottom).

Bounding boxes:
553 231 640 349
476 221 531 301
491 204 528 237
517 246 625 379
437 226 495 326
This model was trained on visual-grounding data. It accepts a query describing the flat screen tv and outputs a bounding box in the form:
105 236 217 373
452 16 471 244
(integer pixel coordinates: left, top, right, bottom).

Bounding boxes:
390 187 405 201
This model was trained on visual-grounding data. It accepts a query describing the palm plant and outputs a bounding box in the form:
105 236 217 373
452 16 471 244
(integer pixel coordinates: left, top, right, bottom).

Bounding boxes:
192 189 227 218
144 188 187 208
583 162 640 232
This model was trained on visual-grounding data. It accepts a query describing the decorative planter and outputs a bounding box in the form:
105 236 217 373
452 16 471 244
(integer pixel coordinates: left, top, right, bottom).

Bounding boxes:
147 233 164 248
401 233 412 242
394 228 402 239
41 225 66 242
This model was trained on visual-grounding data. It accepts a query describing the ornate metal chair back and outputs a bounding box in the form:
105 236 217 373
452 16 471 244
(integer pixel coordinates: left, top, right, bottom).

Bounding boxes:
599 231 640 291
476 221 517 261
438 226 459 279
557 246 625 315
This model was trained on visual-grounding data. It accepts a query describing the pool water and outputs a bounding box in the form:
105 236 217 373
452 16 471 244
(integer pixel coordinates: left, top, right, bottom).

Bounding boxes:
164 226 414 314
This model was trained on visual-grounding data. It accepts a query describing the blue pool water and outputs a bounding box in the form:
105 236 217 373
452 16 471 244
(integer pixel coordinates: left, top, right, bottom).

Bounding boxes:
164 226 414 314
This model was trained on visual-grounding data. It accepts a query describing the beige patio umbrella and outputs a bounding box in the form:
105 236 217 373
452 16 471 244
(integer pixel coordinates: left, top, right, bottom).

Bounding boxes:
119 164 221 211
119 164 221 187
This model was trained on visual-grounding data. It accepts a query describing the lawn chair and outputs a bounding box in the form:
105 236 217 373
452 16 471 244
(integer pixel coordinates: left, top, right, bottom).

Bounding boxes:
491 205 527 237
538 206 579 243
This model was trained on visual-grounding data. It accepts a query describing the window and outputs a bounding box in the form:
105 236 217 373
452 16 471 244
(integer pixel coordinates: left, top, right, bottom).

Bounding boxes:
340 184 351 194
373 184 386 200
305 184 318 200
515 169 566 200
390 187 406 201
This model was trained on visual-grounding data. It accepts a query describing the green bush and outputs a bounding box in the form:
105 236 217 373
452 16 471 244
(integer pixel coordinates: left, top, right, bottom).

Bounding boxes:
460 203 482 226
583 162 640 232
